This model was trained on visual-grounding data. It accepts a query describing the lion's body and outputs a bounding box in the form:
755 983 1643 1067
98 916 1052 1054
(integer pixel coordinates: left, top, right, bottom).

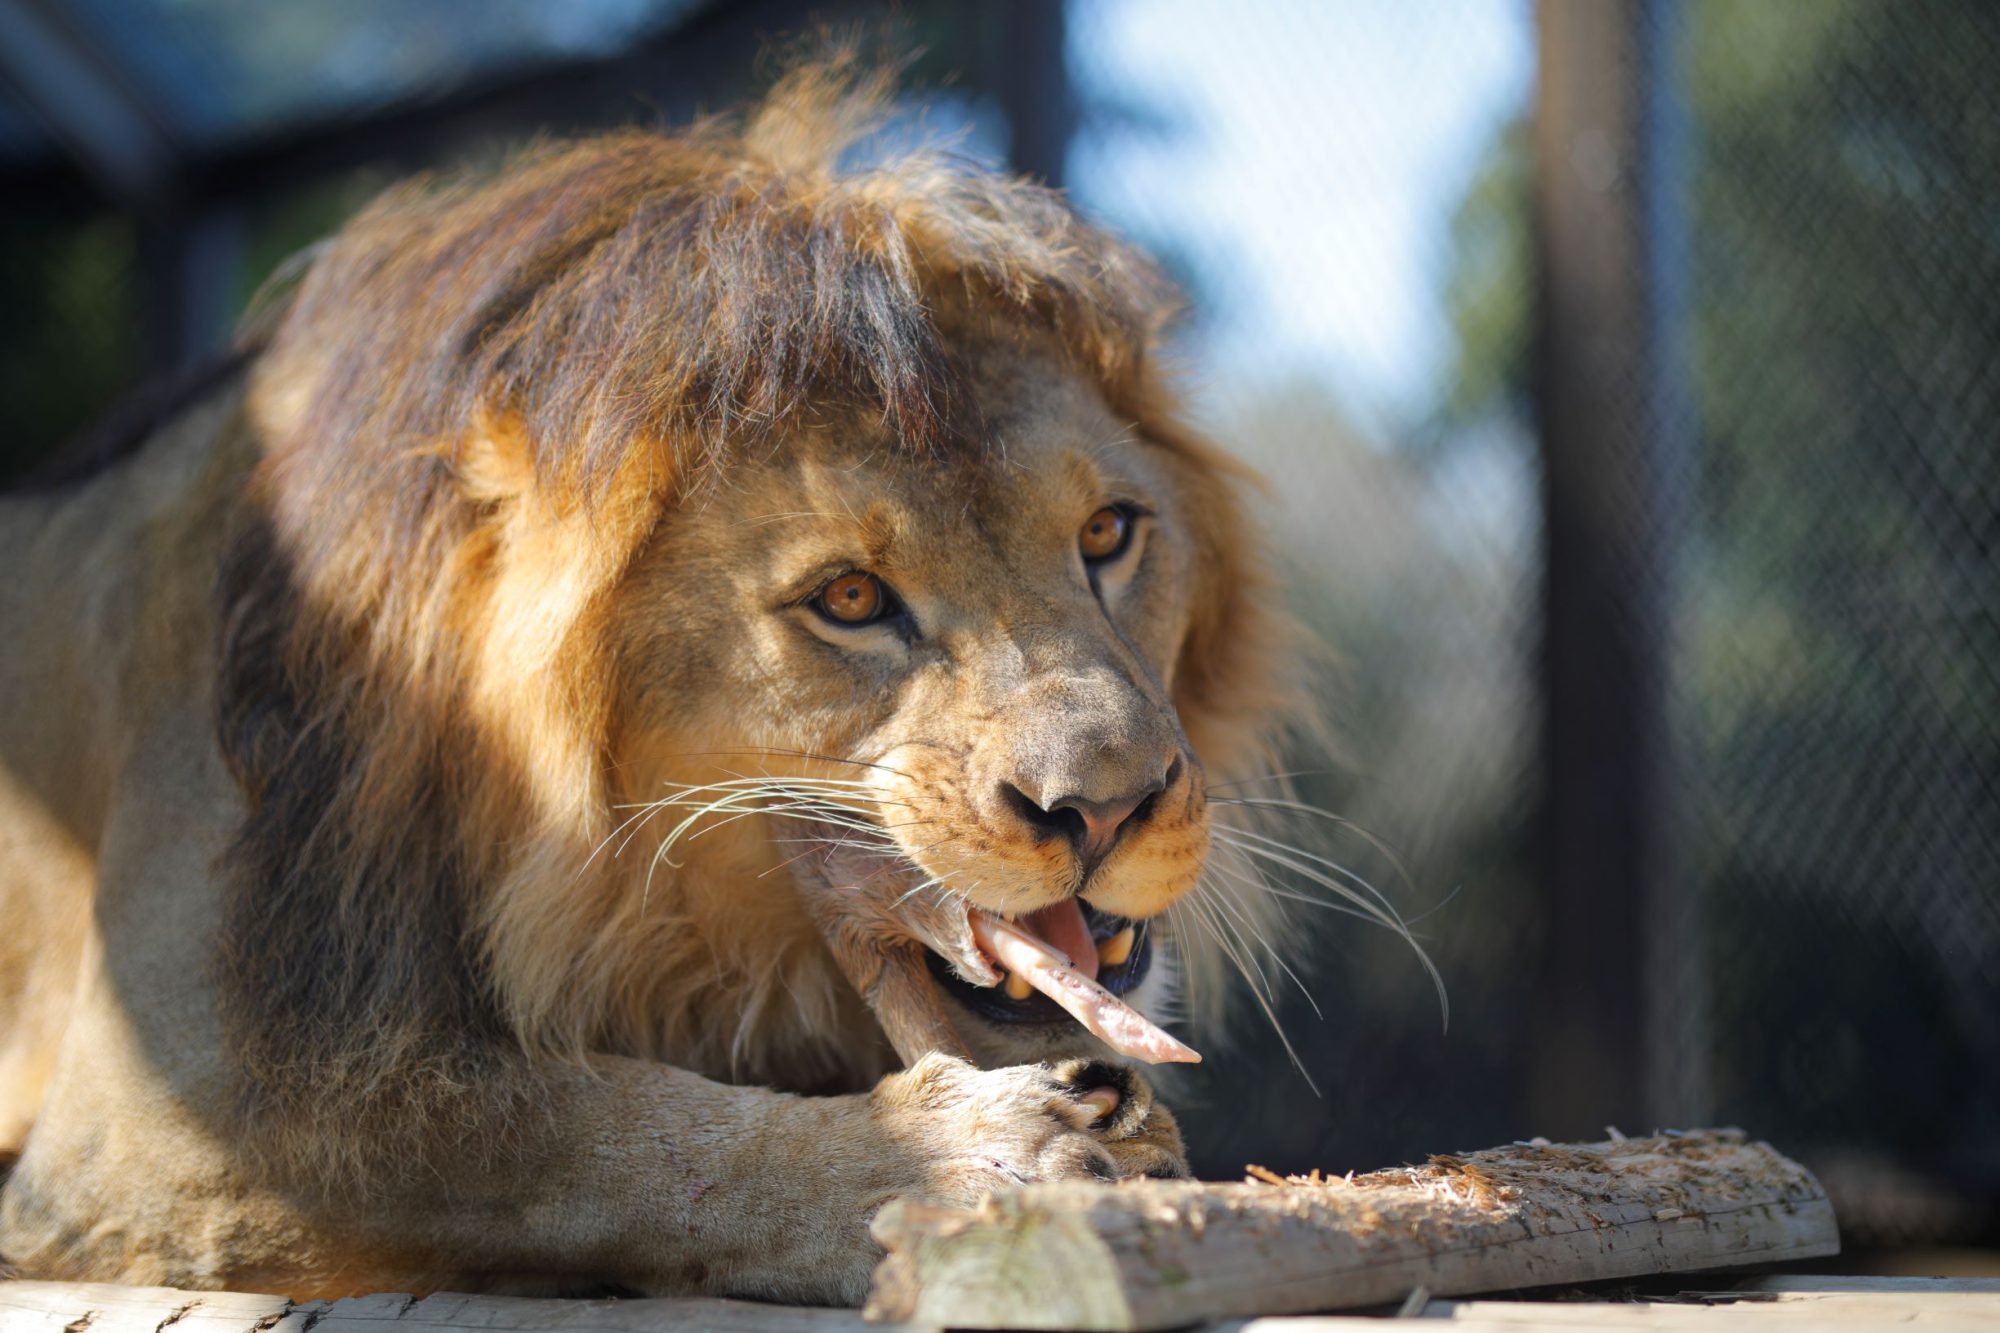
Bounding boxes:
0 391 286 1277
0 390 902 1289
0 63 1300 1300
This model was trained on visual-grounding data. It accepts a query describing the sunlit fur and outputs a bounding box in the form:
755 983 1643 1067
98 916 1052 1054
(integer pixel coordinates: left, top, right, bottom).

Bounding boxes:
188 57 1337 1192
0 55 1463 1297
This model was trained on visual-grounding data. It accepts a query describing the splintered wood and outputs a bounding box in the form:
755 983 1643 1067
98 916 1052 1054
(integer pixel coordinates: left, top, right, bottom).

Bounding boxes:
865 1129 1840 1330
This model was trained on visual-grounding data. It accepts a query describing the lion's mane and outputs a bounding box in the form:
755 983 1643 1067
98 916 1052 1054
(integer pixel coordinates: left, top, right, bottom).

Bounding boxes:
211 59 1299 1188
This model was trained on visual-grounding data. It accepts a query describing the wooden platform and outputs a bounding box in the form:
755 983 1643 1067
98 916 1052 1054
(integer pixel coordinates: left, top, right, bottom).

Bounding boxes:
4 1276 1996 1331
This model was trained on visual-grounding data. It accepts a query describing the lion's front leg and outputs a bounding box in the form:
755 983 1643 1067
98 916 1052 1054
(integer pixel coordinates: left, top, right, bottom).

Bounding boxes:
513 1051 1185 1303
5 1037 1182 1303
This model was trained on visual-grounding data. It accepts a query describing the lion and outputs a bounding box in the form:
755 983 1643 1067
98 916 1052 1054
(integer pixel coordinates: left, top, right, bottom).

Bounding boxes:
0 62 1306 1303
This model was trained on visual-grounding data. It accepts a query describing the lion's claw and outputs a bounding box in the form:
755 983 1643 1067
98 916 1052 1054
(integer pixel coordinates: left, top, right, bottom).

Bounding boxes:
1050 1057 1190 1179
868 1053 1188 1217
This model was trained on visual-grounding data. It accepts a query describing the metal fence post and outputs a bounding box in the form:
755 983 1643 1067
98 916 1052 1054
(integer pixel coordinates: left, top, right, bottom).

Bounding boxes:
1530 0 1701 1138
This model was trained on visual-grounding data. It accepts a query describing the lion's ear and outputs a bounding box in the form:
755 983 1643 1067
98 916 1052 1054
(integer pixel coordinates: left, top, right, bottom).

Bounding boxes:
450 405 663 833
456 406 541 504
450 404 665 594
454 407 667 551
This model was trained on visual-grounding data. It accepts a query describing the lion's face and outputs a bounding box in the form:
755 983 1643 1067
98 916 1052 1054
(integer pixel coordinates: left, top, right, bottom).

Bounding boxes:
610 339 1215 1029
221 102 1299 1091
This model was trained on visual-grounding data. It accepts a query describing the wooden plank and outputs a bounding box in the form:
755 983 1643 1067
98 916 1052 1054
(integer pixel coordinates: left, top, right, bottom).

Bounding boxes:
865 1130 1840 1330
0 1281 311 1333
1388 1291 2000 1327
7 1278 1989 1332
0 1282 876 1332
1735 1274 2000 1295
320 1290 877 1330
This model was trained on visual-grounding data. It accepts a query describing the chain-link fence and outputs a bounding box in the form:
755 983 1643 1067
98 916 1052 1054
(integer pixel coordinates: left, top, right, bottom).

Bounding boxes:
1069 0 1998 1253
1067 0 1550 1192
1674 0 1999 1248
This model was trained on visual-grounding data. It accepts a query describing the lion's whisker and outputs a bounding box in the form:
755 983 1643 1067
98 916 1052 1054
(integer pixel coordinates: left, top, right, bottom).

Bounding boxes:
759 841 841 879
1202 769 1335 793
609 789 896 845
756 824 945 877
598 778 877 868
668 747 919 783
579 794 691 875
761 820 941 845
633 778 902 822
642 786 898 880
616 794 901 826
1215 876 1385 926
1205 887 1309 1024
622 795 891 853
1181 893 1274 1007
1207 795 1419 895
1169 895 1321 1095
1401 883 1466 927
1205 835 1384 929
892 876 948 909
1212 825 1403 931
693 769 902 797
1187 883 1275 1003
1202 856 1323 1021
648 775 903 800
683 805 901 847
1212 829 1448 1031
590 773 890 872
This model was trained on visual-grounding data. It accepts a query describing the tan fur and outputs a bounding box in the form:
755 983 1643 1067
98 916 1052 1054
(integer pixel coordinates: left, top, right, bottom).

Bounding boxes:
0 61 1303 1301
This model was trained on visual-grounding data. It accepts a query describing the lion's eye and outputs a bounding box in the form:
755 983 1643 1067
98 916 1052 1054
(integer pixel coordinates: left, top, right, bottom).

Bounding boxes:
815 572 891 625
1079 506 1134 563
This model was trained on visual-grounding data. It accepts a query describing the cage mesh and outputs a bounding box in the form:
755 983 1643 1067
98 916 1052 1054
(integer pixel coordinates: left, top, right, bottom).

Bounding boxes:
1677 0 2000 1246
1071 0 1998 1251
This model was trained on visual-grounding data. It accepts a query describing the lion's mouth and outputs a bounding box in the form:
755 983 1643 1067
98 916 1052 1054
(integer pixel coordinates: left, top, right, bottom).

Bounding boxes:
797 829 1198 1063
924 899 1153 1025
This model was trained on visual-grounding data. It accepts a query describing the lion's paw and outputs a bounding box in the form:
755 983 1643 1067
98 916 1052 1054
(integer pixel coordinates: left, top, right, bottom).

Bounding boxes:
1049 1057 1190 1181
868 1053 1187 1209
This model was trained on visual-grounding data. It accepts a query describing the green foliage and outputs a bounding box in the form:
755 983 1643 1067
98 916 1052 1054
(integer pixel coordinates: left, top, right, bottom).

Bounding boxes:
0 214 141 481
1439 121 1531 429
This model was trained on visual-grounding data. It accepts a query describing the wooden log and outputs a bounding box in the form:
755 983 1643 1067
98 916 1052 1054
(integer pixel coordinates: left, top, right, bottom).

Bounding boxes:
865 1129 1840 1330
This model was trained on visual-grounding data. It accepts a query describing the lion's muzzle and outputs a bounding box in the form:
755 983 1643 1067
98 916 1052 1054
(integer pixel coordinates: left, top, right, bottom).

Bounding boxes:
985 659 1189 881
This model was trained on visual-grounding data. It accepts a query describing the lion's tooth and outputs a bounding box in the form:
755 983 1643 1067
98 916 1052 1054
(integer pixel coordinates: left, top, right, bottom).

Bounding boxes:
1097 926 1136 969
968 910 1201 1064
1004 971 1034 1001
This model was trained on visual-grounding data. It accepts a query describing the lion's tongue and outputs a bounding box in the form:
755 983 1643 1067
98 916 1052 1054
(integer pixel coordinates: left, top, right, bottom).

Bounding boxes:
1023 899 1099 982
969 909 1201 1065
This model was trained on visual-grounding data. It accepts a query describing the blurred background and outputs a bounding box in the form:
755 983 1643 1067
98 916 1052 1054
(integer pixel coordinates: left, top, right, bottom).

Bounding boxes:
2 0 1994 1271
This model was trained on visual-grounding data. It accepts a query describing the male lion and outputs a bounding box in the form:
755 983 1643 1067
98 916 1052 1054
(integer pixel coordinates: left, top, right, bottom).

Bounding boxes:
0 65 1302 1301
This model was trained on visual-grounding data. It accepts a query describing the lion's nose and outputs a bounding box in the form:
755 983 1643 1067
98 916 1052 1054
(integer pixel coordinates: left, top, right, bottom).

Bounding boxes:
1003 756 1181 871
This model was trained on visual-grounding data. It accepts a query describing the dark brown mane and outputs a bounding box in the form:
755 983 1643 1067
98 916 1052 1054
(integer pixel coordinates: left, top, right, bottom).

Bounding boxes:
207 61 1186 1189
257 60 1171 512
